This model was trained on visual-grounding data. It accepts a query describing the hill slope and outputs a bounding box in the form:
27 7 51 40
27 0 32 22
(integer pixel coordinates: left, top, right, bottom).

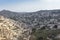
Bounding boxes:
0 16 30 40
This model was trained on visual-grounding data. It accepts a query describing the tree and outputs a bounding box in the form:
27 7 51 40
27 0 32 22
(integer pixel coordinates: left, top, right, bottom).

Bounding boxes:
32 28 36 34
53 25 58 29
37 37 43 40
40 26 46 30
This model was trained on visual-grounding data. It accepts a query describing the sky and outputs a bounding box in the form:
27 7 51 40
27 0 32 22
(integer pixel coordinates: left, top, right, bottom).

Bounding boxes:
0 0 60 12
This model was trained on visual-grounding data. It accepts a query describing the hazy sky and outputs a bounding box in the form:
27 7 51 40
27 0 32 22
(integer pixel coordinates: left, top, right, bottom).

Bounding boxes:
0 0 60 12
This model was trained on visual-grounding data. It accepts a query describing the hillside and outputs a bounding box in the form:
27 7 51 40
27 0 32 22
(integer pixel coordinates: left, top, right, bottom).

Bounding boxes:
0 16 31 40
0 9 60 40
0 10 60 28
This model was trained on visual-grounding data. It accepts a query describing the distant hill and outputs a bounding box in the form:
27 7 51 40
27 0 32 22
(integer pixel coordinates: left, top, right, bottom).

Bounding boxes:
0 9 60 28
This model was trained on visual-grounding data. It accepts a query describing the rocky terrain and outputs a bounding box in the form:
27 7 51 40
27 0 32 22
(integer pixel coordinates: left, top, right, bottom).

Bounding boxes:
0 16 31 40
1 10 60 28
0 9 60 40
